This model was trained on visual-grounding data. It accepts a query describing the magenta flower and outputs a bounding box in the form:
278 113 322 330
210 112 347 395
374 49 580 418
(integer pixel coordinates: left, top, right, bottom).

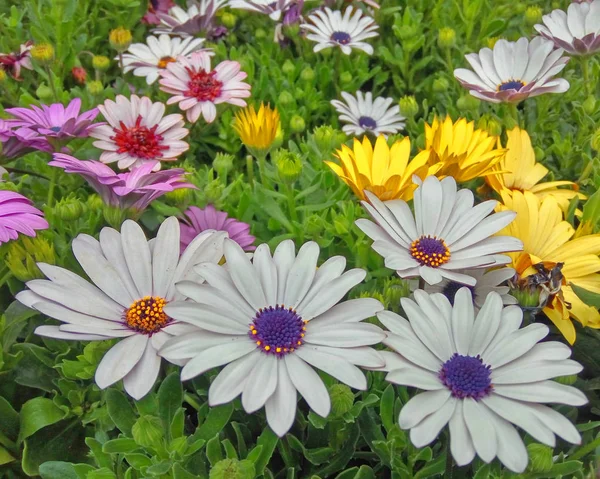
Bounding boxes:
1 119 53 159
50 154 195 212
0 41 33 80
0 191 49 245
143 0 175 25
179 205 255 251
7 98 99 144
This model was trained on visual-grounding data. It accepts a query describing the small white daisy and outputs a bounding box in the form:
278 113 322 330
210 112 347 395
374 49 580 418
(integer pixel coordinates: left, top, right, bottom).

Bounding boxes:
121 34 208 85
16 217 227 400
535 1 600 55
355 176 523 286
90 95 189 171
229 0 296 21
301 6 378 55
331 91 405 137
379 288 585 473
425 267 517 309
454 37 570 104
160 239 385 437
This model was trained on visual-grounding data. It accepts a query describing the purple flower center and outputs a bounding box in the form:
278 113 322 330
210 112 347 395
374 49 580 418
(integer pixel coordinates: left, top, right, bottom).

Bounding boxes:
249 305 306 357
410 235 450 268
331 31 352 45
358 116 377 130
498 79 525 91
442 282 475 305
49 126 62 132
440 353 493 399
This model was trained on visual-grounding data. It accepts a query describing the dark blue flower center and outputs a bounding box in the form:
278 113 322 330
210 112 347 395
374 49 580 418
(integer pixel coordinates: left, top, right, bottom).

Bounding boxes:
331 31 352 45
49 126 62 132
439 353 492 399
410 235 450 268
358 116 377 130
498 79 525 91
441 282 475 306
249 305 306 356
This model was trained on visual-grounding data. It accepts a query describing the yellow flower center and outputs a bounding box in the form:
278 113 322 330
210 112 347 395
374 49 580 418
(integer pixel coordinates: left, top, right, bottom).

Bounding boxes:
125 296 170 334
158 56 176 69
410 235 451 268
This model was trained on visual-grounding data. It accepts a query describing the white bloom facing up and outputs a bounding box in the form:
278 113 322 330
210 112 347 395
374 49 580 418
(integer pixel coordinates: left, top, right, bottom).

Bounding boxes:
121 35 208 85
425 267 517 309
331 91 405 137
90 95 189 171
301 7 379 55
454 37 570 104
378 288 586 473
16 217 227 400
355 176 523 286
160 239 385 436
229 0 295 21
535 1 600 55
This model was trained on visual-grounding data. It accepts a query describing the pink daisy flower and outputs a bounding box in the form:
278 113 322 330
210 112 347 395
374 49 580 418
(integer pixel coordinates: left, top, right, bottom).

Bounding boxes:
159 51 251 123
179 205 256 252
142 0 175 25
50 154 195 212
0 191 49 245
0 41 33 80
90 95 189 171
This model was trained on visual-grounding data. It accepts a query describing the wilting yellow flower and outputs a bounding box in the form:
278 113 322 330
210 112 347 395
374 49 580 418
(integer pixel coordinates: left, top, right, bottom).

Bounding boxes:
31 43 55 64
497 190 600 344
233 103 280 158
326 135 430 201
423 116 506 183
486 127 583 212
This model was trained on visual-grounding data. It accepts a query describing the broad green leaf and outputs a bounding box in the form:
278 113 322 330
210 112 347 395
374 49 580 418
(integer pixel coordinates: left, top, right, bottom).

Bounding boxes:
106 389 136 436
206 434 223 467
102 438 139 454
124 453 152 470
158 372 183 439
195 403 234 442
0 445 15 466
380 385 395 433
250 428 278 476
85 437 113 469
18 397 67 443
0 395 19 440
39 461 79 479
131 415 164 449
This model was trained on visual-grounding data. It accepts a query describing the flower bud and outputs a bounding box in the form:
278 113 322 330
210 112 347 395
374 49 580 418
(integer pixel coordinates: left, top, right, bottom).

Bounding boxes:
92 55 110 72
340 71 352 85
526 444 553 473
87 80 104 95
432 77 449 93
221 12 237 29
54 197 85 221
109 27 132 52
584 94 597 114
282 59 295 75
313 125 334 151
254 28 267 40
457 94 480 112
554 374 577 385
399 95 419 118
477 115 502 136
204 179 224 203
213 152 234 176
5 236 56 282
278 90 294 106
31 43 55 64
487 37 499 49
289 115 305 133
383 278 411 309
87 194 104 210
36 85 54 102
329 384 354 417
103 206 132 229
274 149 303 184
71 66 87 85
437 27 456 48
164 186 194 205
209 459 255 479
525 6 543 25
510 285 541 310
300 67 315 82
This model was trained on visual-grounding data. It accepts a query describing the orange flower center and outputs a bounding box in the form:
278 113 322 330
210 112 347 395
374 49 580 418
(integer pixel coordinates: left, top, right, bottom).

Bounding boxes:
158 56 176 69
125 296 170 334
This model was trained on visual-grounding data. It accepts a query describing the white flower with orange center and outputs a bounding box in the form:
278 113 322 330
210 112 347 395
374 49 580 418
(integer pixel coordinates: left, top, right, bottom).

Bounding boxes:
356 176 523 286
121 34 209 85
16 217 226 400
90 95 189 171
159 239 385 436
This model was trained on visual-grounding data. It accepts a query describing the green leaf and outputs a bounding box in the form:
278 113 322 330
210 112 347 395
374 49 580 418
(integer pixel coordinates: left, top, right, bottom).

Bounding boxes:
145 461 172 475
124 453 152 470
313 424 360 477
173 463 202 479
158 372 183 438
85 437 113 469
0 395 20 440
195 403 234 442
1 300 38 351
39 461 80 479
527 460 582 478
250 429 278 476
572 284 600 308
18 397 67 443
206 434 223 467
102 438 139 454
87 467 117 479
0 445 15 466
171 407 185 439
132 415 164 449
380 385 395 433
413 452 445 479
106 389 137 436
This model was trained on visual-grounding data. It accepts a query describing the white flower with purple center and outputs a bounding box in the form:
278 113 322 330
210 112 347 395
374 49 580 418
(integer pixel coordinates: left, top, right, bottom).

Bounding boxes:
379 288 586 473
331 91 405 137
300 6 378 55
160 239 385 436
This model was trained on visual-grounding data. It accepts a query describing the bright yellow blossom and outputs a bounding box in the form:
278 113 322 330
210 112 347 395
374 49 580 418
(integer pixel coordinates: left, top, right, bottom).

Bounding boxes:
497 190 600 344
486 127 583 212
326 135 430 201
233 103 280 158
423 116 507 183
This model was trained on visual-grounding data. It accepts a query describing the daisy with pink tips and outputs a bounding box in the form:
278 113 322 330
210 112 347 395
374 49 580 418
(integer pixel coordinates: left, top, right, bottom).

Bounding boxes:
0 191 48 246
159 51 251 123
90 95 189 171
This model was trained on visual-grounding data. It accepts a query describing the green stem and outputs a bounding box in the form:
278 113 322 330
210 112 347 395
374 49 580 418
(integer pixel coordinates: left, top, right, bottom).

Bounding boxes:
44 64 59 102
581 56 592 97
508 103 519 127
444 450 453 479
47 167 59 207
444 48 453 73
256 153 268 185
246 155 254 185
0 269 11 288
5 167 50 180
183 393 202 411
283 183 301 239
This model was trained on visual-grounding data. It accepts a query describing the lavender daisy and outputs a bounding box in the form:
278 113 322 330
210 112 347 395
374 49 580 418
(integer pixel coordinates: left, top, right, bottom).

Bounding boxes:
0 120 52 159
0 191 49 245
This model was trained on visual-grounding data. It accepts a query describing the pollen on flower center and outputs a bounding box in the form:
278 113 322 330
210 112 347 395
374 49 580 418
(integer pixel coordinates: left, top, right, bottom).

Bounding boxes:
249 305 307 357
112 115 168 160
158 56 176 69
185 68 223 102
358 116 377 130
124 296 170 334
410 235 451 268
439 353 493 399
498 79 526 92
331 31 352 45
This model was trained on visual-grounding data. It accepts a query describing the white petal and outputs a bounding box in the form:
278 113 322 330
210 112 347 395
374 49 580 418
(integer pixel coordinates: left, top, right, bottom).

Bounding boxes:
152 217 180 298
122 341 162 400
121 221 153 297
399 389 452 429
265 359 298 437
95 334 148 389
208 351 261 405
486 409 528 473
224 240 267 310
284 353 330 417
463 398 497 463
284 241 320 308
242 354 278 413
181 341 256 381
452 288 475 355
408 397 456 447
296 347 367 389
386 367 444 390
449 402 477 467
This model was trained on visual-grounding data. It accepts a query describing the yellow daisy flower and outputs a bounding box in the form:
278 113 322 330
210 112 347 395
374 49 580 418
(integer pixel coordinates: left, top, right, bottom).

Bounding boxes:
326 135 429 201
497 190 600 344
423 116 506 182
486 127 583 212
233 103 280 158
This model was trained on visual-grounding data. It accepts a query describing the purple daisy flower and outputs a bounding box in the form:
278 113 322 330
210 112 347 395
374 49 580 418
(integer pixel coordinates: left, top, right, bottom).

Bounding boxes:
0 119 52 159
0 191 49 245
50 153 195 212
6 98 100 145
180 205 256 251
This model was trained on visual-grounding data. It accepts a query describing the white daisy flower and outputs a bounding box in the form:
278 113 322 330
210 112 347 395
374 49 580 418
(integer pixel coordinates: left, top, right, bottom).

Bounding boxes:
90 95 189 171
378 288 585 473
425 267 517 309
229 0 296 21
331 91 405 137
16 217 227 400
355 176 523 286
301 6 379 55
121 35 208 85
153 0 230 37
454 37 570 104
535 1 600 56
160 239 385 436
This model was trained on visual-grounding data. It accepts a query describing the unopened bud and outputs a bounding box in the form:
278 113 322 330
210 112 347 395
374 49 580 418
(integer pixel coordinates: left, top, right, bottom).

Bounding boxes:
437 27 456 48
278 91 294 106
329 384 354 417
31 43 55 64
477 115 502 136
584 95 597 114
254 28 267 40
289 115 305 133
6 236 55 282
432 77 449 93
54 197 85 221
592 127 600 152
209 459 255 479
36 85 54 102
526 444 553 473
92 55 110 72
300 67 315 82
399 95 419 118
204 179 224 203
340 71 352 85
457 94 480 112
282 59 295 75
87 80 104 95
221 12 237 29
109 27 132 52
213 152 234 176
71 66 87 85
274 149 303 184
525 6 543 26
